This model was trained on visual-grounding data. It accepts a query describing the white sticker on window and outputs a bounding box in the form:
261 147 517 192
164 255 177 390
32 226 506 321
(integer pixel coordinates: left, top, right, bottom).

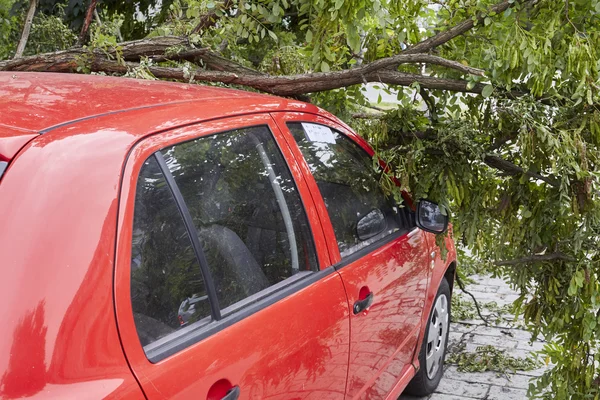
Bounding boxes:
302 123 336 144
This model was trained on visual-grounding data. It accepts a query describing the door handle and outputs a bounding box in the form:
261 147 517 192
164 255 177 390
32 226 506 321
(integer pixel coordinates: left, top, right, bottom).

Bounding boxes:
221 386 240 400
353 292 374 314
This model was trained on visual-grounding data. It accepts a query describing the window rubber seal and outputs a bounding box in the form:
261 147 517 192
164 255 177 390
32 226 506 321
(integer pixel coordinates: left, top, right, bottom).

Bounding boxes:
154 151 222 321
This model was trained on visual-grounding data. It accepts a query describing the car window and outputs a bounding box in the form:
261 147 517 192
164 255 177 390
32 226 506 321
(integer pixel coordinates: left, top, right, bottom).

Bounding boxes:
161 126 317 313
287 122 408 257
131 157 211 347
131 126 318 353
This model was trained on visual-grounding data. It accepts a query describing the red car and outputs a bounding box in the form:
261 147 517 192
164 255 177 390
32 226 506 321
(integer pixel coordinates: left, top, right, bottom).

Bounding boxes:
0 72 456 400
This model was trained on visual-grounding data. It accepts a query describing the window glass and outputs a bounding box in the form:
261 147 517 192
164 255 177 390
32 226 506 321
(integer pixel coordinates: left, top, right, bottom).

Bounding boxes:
288 122 406 257
161 125 317 312
131 157 211 348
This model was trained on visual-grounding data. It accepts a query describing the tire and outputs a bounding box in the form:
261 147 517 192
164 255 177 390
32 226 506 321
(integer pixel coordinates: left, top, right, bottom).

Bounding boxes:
403 277 451 397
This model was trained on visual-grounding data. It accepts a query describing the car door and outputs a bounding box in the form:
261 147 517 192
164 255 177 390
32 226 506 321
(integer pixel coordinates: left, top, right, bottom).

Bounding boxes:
114 114 351 400
273 112 431 399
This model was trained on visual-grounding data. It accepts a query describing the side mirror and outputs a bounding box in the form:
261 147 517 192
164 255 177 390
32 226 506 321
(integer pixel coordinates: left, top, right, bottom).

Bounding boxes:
357 209 386 241
416 200 448 234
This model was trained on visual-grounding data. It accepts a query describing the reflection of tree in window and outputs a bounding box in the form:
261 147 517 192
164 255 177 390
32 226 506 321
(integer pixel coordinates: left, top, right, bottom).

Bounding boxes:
288 123 406 257
162 126 317 312
131 157 211 347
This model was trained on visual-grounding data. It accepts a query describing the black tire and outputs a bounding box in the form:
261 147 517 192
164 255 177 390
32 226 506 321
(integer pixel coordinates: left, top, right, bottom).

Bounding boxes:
403 277 451 397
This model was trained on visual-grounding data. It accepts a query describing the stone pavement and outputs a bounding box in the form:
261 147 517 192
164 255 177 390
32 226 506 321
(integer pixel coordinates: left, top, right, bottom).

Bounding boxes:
399 275 549 400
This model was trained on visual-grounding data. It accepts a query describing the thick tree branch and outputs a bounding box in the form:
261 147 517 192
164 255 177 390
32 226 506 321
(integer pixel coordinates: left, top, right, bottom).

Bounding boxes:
78 0 98 46
494 252 576 266
14 0 37 59
385 130 559 187
402 0 517 54
1 36 188 71
151 47 264 75
483 154 558 187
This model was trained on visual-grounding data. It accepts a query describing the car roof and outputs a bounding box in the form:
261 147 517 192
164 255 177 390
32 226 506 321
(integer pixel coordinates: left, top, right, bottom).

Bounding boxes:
0 72 350 162
0 72 279 133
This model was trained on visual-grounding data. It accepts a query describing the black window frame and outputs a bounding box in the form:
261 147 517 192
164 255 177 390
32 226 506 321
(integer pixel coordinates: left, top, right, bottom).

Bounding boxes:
130 124 329 363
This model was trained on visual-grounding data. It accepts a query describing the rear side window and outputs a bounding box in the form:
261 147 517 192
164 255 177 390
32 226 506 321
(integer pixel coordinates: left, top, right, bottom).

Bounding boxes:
130 125 317 355
162 126 317 313
287 122 407 257
131 157 211 347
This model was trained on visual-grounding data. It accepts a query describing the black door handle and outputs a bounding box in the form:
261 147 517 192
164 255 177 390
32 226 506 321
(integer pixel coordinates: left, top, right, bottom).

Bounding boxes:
221 386 240 400
353 292 374 314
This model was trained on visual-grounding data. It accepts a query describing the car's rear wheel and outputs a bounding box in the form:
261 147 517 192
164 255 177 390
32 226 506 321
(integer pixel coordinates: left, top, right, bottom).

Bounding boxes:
403 277 451 397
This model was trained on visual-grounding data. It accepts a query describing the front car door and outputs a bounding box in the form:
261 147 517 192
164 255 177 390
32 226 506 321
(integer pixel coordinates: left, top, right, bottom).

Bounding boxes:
114 114 350 399
273 112 430 399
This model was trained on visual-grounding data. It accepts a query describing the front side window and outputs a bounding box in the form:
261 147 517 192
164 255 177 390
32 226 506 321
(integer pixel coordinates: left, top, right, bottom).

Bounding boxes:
130 125 317 353
288 122 407 257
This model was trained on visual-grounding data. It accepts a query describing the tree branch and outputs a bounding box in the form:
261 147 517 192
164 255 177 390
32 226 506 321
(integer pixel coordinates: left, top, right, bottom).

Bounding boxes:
402 0 517 54
14 0 37 59
1 36 188 71
191 0 234 34
151 47 263 75
483 154 558 187
494 252 576 266
78 0 98 46
385 130 559 187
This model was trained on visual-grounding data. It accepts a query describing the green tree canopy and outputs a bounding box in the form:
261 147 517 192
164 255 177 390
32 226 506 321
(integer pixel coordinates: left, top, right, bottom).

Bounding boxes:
1 0 600 397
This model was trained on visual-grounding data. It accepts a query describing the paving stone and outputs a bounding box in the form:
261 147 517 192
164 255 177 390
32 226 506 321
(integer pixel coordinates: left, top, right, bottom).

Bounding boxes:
435 378 490 398
397 395 427 400
516 340 545 352
470 333 519 349
467 284 499 293
430 394 478 400
505 373 537 389
443 366 510 387
451 323 479 334
400 273 552 399
487 385 528 400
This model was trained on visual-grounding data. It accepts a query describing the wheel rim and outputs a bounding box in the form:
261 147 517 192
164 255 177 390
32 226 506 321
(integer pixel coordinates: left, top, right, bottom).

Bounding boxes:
425 294 449 380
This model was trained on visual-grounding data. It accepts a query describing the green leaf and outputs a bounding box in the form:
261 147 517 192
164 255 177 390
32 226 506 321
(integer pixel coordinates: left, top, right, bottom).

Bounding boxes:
321 61 330 72
481 84 494 98
268 30 278 41
306 29 313 42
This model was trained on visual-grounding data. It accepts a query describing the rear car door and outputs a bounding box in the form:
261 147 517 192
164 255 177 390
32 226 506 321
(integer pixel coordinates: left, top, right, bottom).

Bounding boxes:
273 112 431 399
115 114 351 399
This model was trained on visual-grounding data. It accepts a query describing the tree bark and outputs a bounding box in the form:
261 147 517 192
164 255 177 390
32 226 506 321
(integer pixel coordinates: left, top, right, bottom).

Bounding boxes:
402 0 525 54
78 0 99 46
1 36 188 71
14 0 37 59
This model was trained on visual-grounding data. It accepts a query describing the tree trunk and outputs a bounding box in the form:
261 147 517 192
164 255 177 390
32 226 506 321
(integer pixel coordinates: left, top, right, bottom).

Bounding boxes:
78 0 99 46
14 0 37 59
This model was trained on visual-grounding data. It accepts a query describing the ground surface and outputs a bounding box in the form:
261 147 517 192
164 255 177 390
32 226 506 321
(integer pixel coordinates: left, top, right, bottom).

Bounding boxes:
399 274 549 400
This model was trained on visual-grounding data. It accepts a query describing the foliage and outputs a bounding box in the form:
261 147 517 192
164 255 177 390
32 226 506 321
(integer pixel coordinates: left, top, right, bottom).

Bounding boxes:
0 0 18 59
27 8 76 55
447 344 540 374
3 0 600 398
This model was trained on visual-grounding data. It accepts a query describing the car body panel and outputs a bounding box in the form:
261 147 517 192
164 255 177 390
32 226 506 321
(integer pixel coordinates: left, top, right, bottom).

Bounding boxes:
0 72 457 400
113 114 351 399
272 113 430 399
0 122 145 399
0 125 38 162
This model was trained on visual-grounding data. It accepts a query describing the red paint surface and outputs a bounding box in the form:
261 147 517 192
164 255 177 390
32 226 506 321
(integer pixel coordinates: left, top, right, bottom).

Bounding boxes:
0 72 456 399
